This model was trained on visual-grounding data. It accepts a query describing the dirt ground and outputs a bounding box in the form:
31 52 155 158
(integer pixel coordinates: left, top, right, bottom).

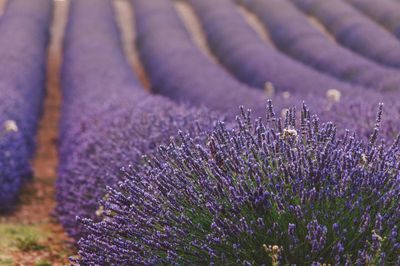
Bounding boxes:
0 0 6 15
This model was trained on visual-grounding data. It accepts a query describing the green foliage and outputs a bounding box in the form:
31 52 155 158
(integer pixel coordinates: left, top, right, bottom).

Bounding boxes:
0 223 47 253
15 235 46 252
0 256 13 266
35 260 52 266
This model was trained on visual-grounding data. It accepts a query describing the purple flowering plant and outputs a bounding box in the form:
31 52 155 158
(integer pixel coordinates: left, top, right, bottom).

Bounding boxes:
0 0 51 210
76 101 399 265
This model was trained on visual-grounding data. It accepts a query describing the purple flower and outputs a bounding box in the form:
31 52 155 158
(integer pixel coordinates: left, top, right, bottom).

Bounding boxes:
76 103 400 264
306 220 327 253
288 223 298 244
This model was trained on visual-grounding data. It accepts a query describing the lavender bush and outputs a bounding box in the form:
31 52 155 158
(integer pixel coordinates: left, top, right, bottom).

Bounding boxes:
346 0 400 40
76 102 400 265
240 0 400 91
291 0 400 68
57 0 219 239
0 0 51 211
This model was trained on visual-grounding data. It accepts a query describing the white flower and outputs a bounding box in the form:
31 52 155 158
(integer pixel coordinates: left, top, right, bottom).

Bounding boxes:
264 81 275 96
4 120 18 133
326 88 341 103
361 153 368 164
281 108 289 118
372 230 383 242
263 244 282 266
95 205 104 217
283 128 298 138
282 91 291 99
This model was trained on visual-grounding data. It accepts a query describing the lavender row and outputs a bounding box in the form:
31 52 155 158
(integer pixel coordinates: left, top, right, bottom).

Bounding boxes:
188 0 370 93
56 0 218 239
186 0 400 138
291 0 400 68
70 1 400 262
0 0 51 211
59 0 400 243
132 0 272 119
241 0 400 91
132 0 396 137
59 0 139 149
77 104 400 265
346 0 400 40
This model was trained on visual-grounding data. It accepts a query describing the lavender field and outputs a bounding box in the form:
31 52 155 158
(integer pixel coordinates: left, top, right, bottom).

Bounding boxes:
0 0 399 265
